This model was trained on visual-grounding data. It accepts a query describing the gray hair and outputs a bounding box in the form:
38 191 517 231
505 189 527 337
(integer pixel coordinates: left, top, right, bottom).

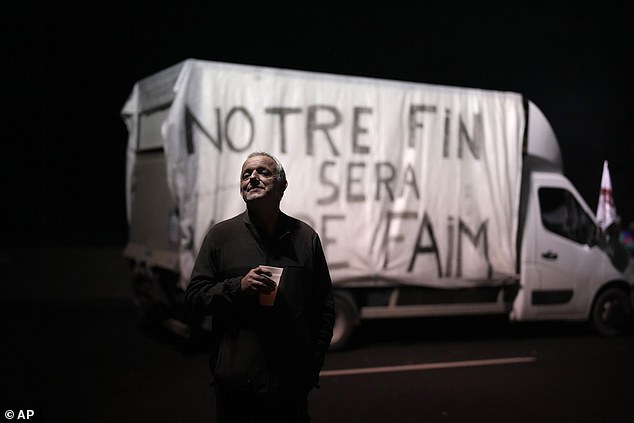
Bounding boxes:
245 151 287 184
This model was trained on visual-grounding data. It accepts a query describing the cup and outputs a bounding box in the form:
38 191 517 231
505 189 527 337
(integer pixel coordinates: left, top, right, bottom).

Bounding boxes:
258 265 284 306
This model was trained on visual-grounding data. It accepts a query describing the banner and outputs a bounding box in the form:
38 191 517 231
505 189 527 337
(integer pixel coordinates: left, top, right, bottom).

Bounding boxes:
162 60 525 288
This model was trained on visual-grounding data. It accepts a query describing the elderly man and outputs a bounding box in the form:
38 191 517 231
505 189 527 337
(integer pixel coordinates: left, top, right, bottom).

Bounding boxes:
186 151 335 422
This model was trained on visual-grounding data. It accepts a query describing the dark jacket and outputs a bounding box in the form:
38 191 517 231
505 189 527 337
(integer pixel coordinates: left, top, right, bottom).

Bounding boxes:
186 211 335 398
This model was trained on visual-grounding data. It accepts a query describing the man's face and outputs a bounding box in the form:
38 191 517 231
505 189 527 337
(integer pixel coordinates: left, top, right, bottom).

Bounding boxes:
240 155 286 204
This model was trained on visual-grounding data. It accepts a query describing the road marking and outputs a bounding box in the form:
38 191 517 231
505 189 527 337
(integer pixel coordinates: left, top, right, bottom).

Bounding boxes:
320 356 536 377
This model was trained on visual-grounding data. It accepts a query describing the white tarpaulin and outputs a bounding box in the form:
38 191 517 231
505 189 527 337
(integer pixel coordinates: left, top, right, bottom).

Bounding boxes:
161 60 525 288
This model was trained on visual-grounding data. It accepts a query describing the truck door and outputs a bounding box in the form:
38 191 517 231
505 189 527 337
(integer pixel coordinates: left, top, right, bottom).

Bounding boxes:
529 183 602 319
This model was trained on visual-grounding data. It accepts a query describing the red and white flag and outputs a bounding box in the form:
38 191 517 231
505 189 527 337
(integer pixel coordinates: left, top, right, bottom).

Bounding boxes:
596 160 617 230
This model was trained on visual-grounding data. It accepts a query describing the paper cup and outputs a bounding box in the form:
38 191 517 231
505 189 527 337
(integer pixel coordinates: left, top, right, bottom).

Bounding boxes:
258 266 283 306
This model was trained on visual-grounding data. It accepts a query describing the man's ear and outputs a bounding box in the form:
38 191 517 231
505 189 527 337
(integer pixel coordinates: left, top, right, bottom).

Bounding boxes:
280 180 288 197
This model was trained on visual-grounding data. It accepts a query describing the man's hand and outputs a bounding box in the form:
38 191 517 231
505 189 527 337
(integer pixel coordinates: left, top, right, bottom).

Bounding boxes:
240 266 276 294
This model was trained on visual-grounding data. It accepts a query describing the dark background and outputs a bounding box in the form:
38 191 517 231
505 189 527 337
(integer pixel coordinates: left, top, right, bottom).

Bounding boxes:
2 5 634 422
4 2 633 249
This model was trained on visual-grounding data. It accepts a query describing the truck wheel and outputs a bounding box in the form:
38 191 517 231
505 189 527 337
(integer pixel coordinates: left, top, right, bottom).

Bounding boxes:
130 264 192 341
590 287 633 336
130 265 166 327
330 294 358 351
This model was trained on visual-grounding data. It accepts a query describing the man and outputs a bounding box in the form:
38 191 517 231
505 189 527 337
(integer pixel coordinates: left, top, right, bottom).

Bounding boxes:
186 152 335 422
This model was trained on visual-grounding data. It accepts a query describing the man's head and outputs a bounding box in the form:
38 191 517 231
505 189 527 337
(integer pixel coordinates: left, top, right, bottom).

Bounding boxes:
240 152 288 207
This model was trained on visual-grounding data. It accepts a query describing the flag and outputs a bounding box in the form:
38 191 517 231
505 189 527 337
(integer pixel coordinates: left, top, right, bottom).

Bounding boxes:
596 160 617 230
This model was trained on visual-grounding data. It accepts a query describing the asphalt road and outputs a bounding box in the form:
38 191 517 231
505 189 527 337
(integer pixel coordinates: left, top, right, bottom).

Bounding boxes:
2 302 633 423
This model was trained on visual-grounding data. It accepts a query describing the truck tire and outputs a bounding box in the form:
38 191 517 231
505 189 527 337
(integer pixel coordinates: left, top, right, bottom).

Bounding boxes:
130 264 192 340
590 286 633 336
330 293 358 351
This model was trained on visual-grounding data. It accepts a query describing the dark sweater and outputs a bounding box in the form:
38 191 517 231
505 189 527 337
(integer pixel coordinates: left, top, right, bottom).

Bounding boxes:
186 211 335 397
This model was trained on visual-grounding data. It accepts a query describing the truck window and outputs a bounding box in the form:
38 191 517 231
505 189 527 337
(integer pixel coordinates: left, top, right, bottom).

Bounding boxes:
538 187 595 245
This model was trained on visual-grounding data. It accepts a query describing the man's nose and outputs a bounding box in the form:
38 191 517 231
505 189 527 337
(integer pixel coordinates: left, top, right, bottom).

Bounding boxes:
249 171 260 182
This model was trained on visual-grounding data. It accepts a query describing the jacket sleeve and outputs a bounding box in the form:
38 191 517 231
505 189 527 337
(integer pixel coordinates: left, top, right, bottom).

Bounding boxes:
185 230 243 317
312 233 335 371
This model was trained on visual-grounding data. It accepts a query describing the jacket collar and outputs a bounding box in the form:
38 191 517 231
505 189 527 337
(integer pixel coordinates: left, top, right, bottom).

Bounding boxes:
242 210 291 241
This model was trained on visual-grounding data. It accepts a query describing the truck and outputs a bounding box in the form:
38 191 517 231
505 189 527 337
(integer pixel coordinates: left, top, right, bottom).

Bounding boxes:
121 59 633 349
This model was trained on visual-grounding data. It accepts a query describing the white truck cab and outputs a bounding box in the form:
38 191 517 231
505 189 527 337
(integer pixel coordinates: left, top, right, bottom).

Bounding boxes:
513 162 633 335
510 102 633 337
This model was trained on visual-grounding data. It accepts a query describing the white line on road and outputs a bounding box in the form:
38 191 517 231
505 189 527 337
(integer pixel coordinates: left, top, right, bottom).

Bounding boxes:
320 356 536 377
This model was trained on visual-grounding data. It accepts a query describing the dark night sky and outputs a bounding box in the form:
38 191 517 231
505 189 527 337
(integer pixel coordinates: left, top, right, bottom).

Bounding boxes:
4 2 633 247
